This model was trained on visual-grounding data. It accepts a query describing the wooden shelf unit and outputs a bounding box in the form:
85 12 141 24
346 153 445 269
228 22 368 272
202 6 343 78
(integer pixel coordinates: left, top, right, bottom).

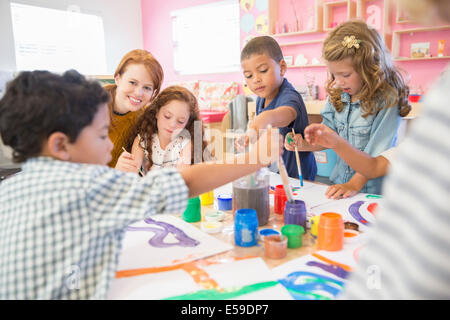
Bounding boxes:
392 25 450 60
356 0 392 48
323 0 356 31
269 0 323 36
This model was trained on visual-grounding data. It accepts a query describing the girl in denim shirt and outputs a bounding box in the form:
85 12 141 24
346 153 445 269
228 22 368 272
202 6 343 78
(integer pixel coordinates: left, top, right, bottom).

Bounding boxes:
286 20 411 195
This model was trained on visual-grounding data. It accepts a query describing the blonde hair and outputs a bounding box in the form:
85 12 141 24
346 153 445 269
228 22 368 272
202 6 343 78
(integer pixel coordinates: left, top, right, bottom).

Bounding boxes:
323 20 411 118
399 0 450 24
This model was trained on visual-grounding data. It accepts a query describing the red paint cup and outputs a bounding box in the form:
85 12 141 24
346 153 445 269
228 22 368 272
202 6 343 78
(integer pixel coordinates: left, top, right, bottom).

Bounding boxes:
274 185 288 217
317 212 344 251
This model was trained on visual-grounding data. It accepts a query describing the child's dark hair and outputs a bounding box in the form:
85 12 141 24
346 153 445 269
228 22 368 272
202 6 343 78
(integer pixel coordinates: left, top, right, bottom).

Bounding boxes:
0 70 110 163
124 86 210 171
240 36 284 63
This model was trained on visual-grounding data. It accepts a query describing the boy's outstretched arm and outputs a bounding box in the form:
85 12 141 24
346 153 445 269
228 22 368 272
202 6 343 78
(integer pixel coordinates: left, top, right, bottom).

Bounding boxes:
304 123 389 179
182 126 282 198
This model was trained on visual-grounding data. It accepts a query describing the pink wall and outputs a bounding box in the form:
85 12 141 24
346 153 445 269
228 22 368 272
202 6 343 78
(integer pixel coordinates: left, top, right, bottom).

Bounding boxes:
141 0 244 91
141 0 448 98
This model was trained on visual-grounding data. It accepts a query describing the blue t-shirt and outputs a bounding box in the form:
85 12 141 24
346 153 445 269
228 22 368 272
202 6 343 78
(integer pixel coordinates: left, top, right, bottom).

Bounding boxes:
256 78 317 181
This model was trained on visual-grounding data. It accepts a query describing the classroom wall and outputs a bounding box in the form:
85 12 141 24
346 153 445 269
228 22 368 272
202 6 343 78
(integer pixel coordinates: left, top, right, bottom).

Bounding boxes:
142 0 448 99
0 0 144 74
141 0 245 88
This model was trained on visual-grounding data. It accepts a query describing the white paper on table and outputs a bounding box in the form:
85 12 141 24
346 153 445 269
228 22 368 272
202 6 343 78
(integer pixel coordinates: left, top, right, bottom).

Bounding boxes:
116 214 233 271
108 257 292 300
309 194 383 231
271 239 366 300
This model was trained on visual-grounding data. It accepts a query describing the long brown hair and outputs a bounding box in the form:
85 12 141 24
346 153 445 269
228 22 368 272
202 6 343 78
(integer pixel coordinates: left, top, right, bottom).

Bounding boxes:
323 20 411 118
104 49 164 117
125 86 210 171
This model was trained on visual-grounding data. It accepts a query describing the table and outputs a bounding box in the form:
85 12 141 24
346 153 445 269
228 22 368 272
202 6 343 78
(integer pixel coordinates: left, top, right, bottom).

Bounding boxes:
188 172 321 269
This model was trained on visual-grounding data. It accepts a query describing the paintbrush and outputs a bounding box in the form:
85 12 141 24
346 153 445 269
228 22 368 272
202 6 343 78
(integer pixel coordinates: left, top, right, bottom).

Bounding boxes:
291 128 304 187
277 156 294 203
121 147 145 176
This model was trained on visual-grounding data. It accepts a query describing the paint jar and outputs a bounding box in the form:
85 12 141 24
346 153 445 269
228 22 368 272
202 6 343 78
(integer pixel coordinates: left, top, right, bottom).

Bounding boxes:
217 194 232 211
264 235 287 259
259 228 280 241
232 168 270 226
182 197 201 223
200 191 214 206
284 200 307 230
234 208 259 247
310 215 320 239
317 212 344 251
274 185 288 219
281 224 305 248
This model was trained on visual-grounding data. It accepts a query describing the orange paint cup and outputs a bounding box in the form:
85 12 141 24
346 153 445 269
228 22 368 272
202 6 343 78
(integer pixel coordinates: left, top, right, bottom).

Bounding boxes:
317 212 344 251
264 234 287 259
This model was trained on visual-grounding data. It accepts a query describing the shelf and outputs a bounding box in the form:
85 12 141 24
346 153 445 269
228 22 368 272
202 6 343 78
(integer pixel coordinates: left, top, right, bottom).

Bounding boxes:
323 0 356 31
279 39 324 47
268 0 323 35
394 56 450 62
391 25 450 60
287 64 326 68
271 29 324 37
393 25 450 34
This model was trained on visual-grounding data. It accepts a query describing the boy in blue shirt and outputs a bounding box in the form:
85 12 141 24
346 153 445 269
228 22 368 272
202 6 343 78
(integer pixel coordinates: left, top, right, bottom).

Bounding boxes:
238 36 317 181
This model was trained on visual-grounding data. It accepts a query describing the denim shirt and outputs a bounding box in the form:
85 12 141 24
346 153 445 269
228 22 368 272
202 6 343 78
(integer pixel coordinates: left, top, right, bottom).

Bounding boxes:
321 93 401 194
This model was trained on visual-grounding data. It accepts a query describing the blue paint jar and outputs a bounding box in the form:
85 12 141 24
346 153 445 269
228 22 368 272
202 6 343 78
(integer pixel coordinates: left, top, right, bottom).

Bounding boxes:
284 200 307 229
217 194 232 211
234 208 258 247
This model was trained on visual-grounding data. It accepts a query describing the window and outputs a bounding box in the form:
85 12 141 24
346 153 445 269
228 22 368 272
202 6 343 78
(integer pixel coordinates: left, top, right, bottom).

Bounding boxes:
10 2 107 74
171 0 240 75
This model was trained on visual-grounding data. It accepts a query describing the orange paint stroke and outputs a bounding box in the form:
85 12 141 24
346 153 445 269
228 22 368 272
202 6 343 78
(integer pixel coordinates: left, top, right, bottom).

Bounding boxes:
115 255 257 279
312 253 353 272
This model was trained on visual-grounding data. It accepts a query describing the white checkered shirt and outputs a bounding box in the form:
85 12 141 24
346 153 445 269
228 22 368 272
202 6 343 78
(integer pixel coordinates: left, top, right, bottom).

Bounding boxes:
0 157 188 299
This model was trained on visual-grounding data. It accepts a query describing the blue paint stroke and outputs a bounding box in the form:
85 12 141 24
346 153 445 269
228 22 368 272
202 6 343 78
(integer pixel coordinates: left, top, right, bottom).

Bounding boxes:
278 271 344 300
306 261 349 279
348 201 369 225
126 218 200 248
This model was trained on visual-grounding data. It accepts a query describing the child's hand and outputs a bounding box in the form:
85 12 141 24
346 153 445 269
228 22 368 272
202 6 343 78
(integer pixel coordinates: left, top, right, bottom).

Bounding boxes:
234 135 249 153
325 183 359 200
284 133 304 151
304 124 339 148
250 125 283 166
115 151 140 173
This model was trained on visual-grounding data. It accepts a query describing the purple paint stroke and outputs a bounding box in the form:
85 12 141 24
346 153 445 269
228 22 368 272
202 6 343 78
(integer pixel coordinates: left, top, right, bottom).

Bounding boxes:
348 201 369 225
306 261 349 279
126 218 200 248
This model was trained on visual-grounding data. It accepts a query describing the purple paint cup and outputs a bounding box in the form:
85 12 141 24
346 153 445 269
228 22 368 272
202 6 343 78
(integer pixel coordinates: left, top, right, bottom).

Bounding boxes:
284 200 307 230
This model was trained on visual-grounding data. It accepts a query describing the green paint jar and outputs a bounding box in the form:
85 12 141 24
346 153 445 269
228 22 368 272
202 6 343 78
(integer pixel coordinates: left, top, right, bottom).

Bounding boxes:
182 197 201 223
281 224 305 248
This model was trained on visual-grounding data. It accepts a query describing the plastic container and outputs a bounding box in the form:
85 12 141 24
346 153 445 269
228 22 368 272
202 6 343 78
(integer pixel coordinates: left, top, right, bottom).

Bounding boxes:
314 149 338 178
264 235 288 259
281 224 305 249
234 208 259 247
199 110 228 123
232 168 270 226
182 197 201 223
259 228 280 241
310 215 320 239
274 185 288 216
200 191 214 206
217 194 232 211
204 211 225 222
317 212 344 251
284 200 307 230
